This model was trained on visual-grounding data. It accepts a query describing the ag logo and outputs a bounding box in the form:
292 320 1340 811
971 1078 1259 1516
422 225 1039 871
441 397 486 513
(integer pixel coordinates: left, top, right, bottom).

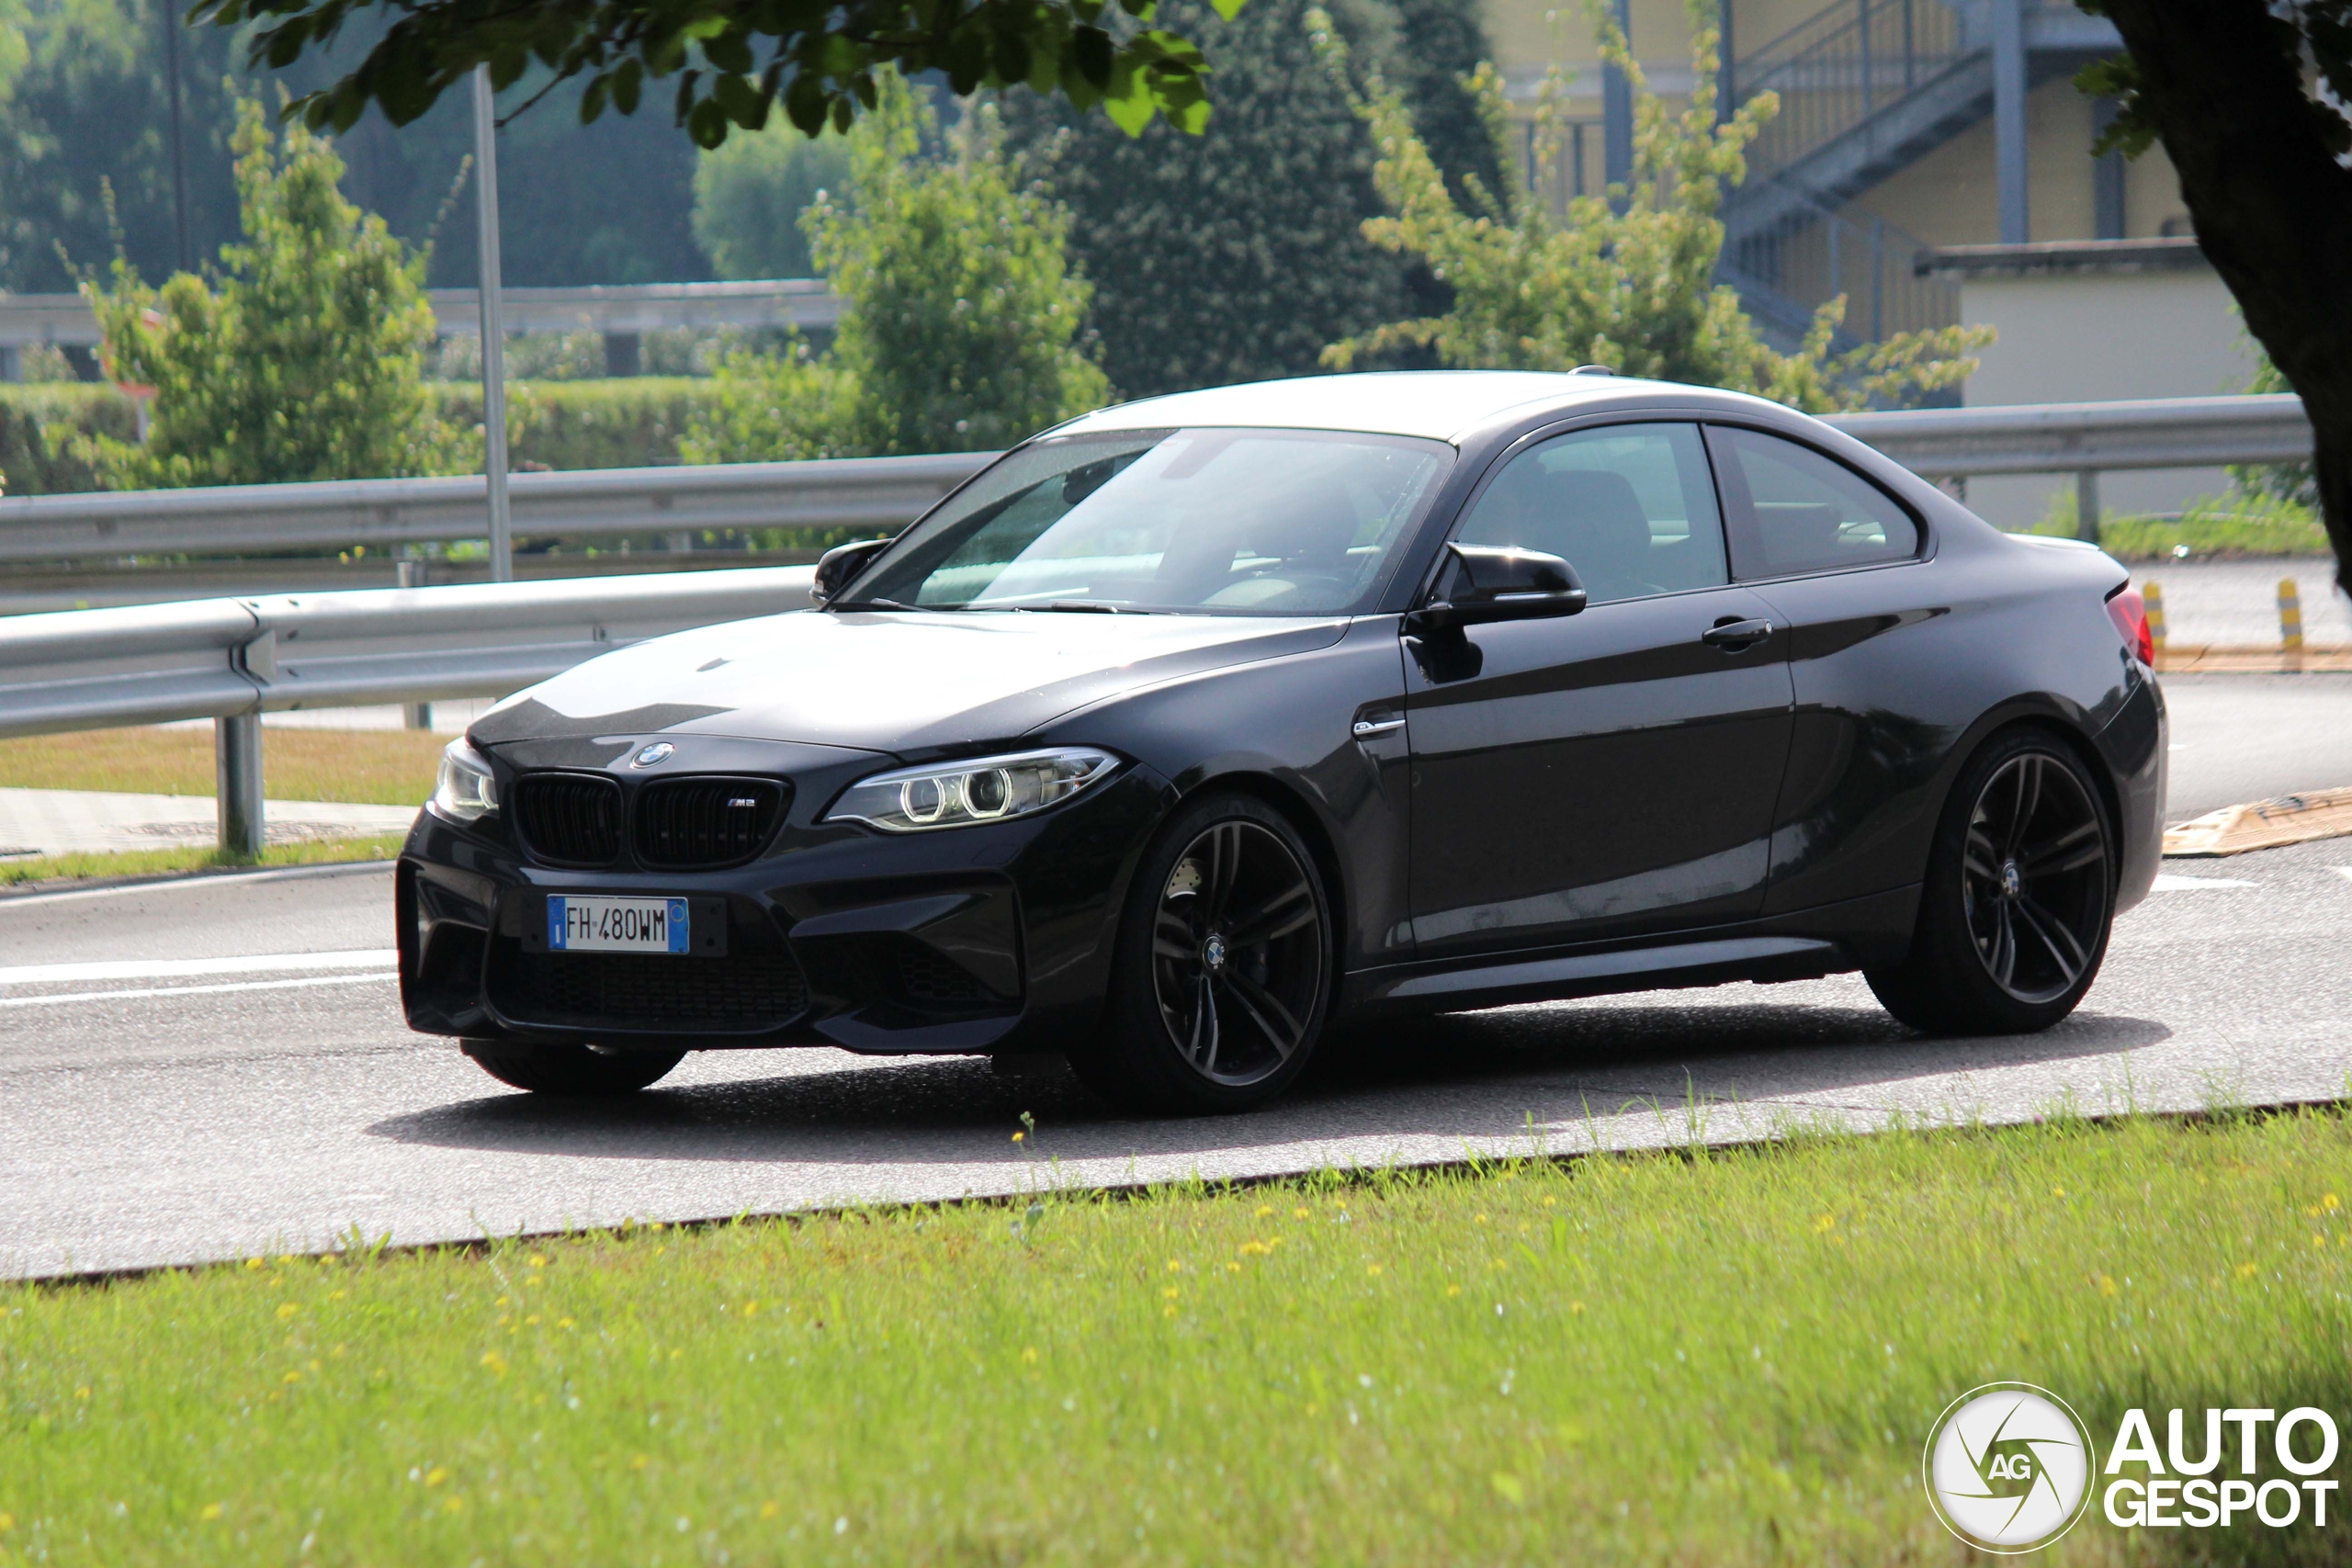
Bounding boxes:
1924 1383 2096 1552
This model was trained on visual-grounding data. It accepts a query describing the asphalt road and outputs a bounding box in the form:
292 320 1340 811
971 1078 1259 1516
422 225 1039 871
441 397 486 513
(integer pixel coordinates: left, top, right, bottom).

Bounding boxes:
5 673 2349 1280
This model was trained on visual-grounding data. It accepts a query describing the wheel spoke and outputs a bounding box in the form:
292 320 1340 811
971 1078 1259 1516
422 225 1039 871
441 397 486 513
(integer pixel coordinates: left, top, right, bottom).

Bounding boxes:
1187 973 1220 1074
1225 970 1306 1059
1205 824 1241 922
1986 905 2018 987
2017 896 2088 981
2006 756 2042 856
2019 819 2104 877
1963 826 2002 883
1153 907 1198 963
1226 882 1314 949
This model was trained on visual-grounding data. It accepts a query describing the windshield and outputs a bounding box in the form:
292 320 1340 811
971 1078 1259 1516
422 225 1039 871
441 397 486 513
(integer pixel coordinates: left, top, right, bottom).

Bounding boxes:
843 427 1454 615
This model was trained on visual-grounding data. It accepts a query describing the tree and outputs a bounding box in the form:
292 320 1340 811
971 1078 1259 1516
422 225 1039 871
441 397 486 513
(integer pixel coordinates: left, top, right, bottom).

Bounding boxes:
83 96 447 486
1000 0 1498 400
1320 0 1986 412
192 0 1242 150
682 69 1105 462
691 118 851 278
2075 1 2352 593
0 0 247 291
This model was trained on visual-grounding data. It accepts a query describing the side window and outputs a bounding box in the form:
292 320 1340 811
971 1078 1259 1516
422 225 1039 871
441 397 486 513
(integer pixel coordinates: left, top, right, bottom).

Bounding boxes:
1712 426 1920 578
1453 423 1727 605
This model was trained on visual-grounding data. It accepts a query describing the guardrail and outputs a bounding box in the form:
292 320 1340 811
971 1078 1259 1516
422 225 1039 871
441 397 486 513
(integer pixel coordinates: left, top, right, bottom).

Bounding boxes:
0 395 2310 570
0 453 989 567
0 566 815 855
0 390 2324 858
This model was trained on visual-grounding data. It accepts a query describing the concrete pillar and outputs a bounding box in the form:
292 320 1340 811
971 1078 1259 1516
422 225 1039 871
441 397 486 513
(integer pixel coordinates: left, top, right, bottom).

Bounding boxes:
605 333 642 377
1993 0 2029 243
216 712 265 860
1603 0 1634 194
2092 97 2126 239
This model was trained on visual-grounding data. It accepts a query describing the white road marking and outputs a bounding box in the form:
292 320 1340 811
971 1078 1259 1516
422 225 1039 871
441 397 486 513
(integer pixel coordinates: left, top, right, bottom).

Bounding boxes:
0 949 397 988
0 860 395 908
0 972 397 1010
2148 874 2260 891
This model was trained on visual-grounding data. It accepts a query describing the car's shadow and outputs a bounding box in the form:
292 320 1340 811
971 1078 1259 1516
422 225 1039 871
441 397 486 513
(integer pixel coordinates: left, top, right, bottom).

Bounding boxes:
365 988 2173 1168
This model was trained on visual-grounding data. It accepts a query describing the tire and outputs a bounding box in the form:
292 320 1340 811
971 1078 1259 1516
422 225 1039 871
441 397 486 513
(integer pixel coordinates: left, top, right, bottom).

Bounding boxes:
1070 792 1335 1114
1867 728 2116 1036
464 1043 685 1096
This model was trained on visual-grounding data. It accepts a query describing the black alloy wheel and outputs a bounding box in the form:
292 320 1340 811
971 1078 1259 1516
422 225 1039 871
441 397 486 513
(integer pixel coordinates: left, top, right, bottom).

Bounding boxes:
1868 729 2115 1036
1961 750 2109 1003
1078 793 1333 1113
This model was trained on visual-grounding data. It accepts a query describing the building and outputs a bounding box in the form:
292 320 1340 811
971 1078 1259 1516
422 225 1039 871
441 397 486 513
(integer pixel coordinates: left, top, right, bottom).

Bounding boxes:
1485 0 2252 523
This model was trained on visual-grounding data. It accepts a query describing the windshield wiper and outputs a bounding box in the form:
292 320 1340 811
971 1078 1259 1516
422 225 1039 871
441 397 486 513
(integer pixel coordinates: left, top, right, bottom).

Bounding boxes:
1010 601 1159 615
829 597 935 613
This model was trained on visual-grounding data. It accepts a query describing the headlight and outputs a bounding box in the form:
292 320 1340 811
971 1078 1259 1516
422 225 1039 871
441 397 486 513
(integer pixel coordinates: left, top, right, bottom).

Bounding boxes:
430 738 499 822
824 748 1117 833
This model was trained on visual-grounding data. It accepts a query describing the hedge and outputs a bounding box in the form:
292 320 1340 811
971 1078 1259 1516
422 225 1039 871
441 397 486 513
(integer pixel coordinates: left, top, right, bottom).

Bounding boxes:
0 378 732 494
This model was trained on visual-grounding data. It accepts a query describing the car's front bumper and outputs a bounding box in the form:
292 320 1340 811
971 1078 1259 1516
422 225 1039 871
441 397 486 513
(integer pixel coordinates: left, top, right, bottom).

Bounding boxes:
398 758 1172 1055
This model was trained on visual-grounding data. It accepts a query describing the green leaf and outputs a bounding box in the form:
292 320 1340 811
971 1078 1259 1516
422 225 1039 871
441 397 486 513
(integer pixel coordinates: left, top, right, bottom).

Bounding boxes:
1102 59 1151 135
784 70 830 133
704 28 754 73
1205 0 1246 20
1070 25 1113 89
579 73 610 123
687 95 730 147
612 58 643 114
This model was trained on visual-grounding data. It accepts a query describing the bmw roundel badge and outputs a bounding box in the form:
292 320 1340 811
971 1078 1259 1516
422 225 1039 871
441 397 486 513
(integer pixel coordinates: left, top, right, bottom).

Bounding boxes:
632 742 675 768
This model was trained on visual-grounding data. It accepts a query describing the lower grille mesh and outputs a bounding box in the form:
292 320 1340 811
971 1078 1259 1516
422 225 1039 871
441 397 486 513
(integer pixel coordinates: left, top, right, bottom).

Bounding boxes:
492 947 809 1031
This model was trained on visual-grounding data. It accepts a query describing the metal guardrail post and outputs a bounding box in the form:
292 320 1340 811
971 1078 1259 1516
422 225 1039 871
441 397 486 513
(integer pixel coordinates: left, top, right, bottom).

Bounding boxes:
396 559 432 730
2075 470 2100 546
215 712 263 859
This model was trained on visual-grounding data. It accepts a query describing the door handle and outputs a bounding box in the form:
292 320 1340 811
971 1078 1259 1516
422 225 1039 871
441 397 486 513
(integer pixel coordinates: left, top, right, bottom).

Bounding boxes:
1351 716 1406 739
1702 617 1773 651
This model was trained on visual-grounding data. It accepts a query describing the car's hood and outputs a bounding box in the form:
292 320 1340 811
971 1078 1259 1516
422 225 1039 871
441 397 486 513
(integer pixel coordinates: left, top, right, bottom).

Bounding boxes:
471 608 1351 757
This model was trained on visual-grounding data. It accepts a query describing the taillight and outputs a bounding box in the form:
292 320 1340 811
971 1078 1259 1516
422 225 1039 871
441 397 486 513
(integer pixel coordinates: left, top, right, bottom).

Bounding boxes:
2107 587 2153 666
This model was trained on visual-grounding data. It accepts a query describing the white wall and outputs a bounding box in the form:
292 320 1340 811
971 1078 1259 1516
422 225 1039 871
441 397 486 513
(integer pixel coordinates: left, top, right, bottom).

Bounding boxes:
1957 268 2260 529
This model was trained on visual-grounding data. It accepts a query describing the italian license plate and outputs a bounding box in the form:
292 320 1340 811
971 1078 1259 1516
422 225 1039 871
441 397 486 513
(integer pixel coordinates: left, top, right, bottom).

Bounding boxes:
547 895 689 955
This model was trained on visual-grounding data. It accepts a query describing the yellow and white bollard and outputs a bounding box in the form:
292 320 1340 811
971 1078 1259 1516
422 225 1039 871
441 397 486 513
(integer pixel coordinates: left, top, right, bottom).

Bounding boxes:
2141 580 2166 663
2279 577 2304 654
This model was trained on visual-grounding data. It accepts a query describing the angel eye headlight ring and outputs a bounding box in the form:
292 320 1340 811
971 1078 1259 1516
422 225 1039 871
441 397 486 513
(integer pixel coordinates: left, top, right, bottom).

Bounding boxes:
828 748 1118 833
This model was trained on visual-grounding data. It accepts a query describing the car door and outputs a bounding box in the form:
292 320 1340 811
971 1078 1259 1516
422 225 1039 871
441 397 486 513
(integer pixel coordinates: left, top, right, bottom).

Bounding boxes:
1404 421 1796 961
1702 423 1944 917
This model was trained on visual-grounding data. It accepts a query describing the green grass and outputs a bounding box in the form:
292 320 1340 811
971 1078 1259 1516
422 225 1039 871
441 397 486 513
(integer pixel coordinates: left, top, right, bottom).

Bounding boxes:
6 1111 2351 1564
0 834 407 889
2024 488 2333 560
0 726 443 806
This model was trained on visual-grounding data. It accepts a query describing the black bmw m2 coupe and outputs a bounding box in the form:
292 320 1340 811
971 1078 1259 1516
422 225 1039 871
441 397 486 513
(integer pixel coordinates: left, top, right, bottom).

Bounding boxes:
398 371 2165 1112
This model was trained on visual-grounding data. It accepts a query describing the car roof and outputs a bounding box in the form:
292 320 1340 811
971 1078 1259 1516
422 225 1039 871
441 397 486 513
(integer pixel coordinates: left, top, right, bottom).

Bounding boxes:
1052 370 1783 445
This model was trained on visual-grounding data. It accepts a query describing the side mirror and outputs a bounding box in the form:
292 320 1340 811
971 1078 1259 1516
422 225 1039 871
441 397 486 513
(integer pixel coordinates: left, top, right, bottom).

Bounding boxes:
811 535 895 606
1407 543 1588 635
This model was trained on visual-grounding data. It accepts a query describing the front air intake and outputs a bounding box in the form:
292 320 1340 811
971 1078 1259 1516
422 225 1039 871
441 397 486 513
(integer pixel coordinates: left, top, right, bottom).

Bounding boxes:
634 777 788 869
511 773 624 867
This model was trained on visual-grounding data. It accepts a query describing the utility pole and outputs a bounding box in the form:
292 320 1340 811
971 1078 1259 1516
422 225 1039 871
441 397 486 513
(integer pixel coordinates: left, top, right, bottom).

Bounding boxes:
160 0 191 270
471 65 514 583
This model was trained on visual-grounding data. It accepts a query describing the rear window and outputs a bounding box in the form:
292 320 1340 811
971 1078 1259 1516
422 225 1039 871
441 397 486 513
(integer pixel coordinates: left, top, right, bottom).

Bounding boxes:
1713 426 1919 578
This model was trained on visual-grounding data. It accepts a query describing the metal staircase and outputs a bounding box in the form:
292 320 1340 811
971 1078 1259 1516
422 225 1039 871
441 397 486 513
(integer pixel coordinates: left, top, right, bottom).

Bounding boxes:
1716 0 2121 350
